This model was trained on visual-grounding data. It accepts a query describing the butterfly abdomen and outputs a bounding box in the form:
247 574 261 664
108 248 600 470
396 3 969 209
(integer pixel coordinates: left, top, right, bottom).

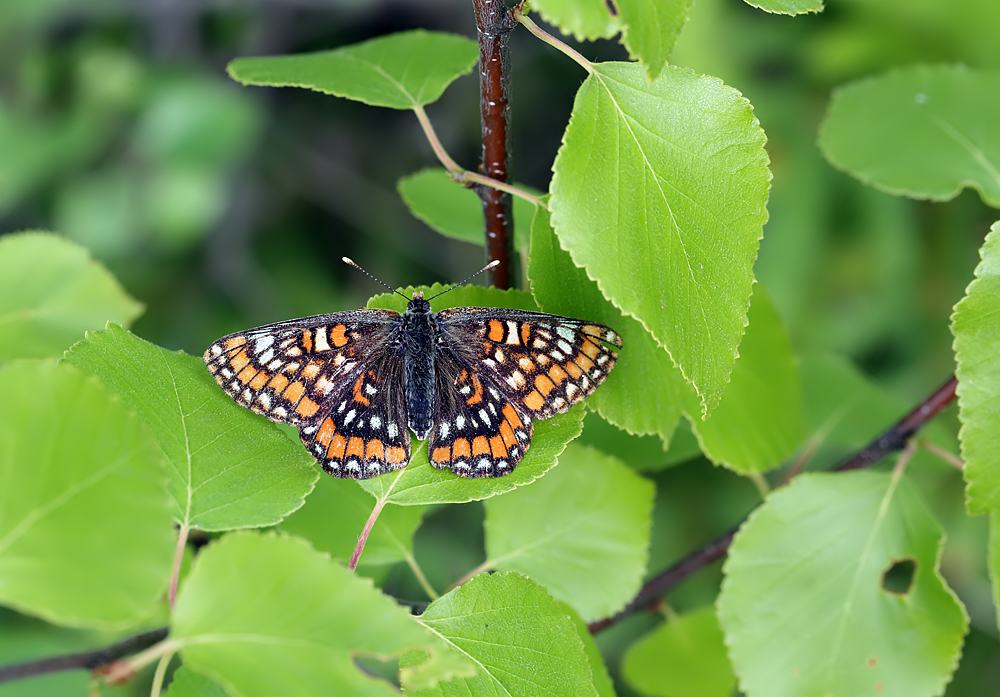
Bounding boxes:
403 295 436 440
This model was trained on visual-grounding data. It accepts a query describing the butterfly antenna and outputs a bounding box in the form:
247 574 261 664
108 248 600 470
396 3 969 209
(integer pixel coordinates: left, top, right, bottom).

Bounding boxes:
342 257 409 299
428 260 500 300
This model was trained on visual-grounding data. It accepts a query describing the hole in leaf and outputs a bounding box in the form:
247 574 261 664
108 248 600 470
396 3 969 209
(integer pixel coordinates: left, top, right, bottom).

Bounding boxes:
881 558 916 595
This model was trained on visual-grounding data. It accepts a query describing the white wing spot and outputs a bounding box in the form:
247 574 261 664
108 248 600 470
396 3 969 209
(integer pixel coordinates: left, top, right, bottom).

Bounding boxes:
344 410 357 426
371 415 382 430
556 325 574 341
557 339 573 354
479 409 491 426
365 383 377 395
254 336 275 354
387 422 399 439
533 339 547 349
456 415 466 430
505 321 520 344
439 421 450 439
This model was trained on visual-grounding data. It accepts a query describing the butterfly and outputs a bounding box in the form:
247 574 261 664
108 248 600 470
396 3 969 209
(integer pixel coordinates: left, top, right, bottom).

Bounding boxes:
203 259 621 479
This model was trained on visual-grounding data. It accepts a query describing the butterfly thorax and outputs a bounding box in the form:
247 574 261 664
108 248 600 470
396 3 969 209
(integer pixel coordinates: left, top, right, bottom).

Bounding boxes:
403 292 436 440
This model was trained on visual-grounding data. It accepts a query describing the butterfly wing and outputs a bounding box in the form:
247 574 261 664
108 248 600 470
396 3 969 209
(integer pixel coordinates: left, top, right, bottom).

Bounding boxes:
204 309 412 479
427 347 532 478
203 309 400 426
435 307 622 420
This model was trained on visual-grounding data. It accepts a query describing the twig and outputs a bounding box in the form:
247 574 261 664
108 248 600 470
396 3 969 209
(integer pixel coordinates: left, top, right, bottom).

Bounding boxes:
473 0 517 289
587 374 959 634
0 628 168 684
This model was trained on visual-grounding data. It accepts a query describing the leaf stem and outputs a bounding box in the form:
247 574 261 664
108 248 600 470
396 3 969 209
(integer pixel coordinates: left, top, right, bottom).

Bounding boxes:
168 522 189 613
404 552 440 600
149 651 174 697
349 497 388 571
413 105 462 174
747 471 770 499
102 640 179 686
515 11 594 74
587 374 959 634
920 439 964 470
458 171 545 208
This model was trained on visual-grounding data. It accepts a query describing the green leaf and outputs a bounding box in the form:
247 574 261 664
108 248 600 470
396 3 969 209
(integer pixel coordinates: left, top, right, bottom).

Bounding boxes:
685 285 804 473
164 667 232 697
562 602 616 697
622 606 736 697
227 31 478 110
280 476 426 565
357 285 585 506
819 66 1000 207
64 324 318 531
617 0 693 81
717 471 968 697
401 572 599 697
0 361 173 628
529 0 620 41
0 232 142 361
577 411 671 472
173 531 465 697
550 62 771 414
953 221 1000 514
529 205 687 445
483 443 654 622
742 0 823 15
397 168 534 253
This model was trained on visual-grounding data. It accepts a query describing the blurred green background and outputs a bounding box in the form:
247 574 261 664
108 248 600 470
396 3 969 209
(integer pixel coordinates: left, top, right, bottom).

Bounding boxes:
1 0 998 695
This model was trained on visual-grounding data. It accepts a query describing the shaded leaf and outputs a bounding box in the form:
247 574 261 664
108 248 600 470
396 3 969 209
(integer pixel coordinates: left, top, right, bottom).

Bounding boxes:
483 444 654 622
685 285 804 473
228 31 478 109
401 572 599 697
164 667 232 697
819 66 1000 207
718 471 968 697
991 512 1000 634
64 324 317 531
173 532 467 697
0 232 142 361
280 476 426 565
0 361 173 628
529 0 620 41
577 411 671 472
618 0 693 81
562 602 616 697
622 606 736 697
953 221 1000 514
397 168 534 253
529 205 687 445
550 62 770 413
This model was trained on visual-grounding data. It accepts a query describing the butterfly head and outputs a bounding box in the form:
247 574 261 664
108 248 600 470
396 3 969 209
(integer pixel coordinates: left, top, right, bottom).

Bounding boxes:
407 291 432 314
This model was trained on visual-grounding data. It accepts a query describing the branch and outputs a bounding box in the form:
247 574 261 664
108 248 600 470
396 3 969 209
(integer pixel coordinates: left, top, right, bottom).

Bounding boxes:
588 374 959 634
473 0 517 289
0 628 168 684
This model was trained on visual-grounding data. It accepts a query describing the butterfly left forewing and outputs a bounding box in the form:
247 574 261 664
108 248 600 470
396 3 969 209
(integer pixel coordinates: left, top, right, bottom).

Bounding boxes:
436 307 622 420
203 309 400 426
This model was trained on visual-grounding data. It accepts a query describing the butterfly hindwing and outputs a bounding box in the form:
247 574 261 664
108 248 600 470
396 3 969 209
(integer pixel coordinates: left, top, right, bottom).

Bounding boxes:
427 349 533 478
298 352 411 479
436 307 622 419
203 309 400 427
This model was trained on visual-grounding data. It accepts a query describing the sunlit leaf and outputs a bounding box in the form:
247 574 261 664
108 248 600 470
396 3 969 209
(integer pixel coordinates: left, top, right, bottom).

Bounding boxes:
397 168 533 253
0 232 142 361
550 62 770 413
819 66 1000 207
529 206 687 445
742 0 823 15
357 285 585 505
401 572 598 697
228 31 478 109
280 476 426 565
64 324 317 531
618 0 693 80
529 0 619 41
0 361 173 628
685 285 804 473
173 532 467 697
953 220 1000 514
622 606 736 697
718 471 968 697
483 444 653 621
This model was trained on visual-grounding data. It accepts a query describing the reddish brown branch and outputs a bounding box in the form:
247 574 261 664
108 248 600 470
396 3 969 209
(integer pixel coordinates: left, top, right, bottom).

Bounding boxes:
473 0 517 289
0 628 168 684
588 374 959 634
